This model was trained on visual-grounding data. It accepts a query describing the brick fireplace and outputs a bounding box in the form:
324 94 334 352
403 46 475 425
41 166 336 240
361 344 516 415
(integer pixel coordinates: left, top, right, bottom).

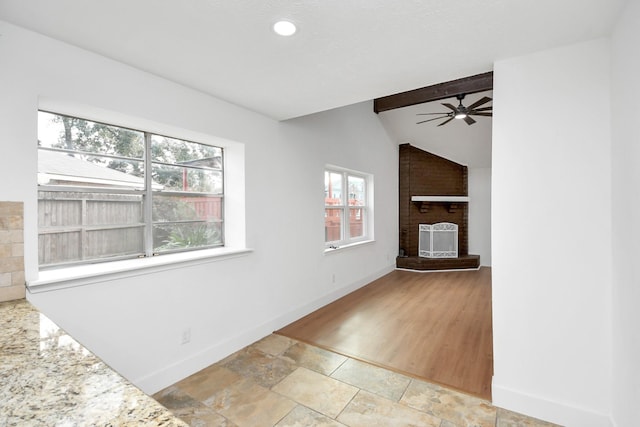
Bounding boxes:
396 144 480 270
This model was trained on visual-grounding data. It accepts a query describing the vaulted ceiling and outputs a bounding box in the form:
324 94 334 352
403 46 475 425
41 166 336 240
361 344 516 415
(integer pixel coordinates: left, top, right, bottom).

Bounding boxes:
0 0 626 121
379 90 494 168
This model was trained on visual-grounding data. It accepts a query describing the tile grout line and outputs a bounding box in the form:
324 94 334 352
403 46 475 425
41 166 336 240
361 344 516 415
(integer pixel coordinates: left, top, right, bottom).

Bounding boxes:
328 354 350 377
329 357 415 404
270 403 297 427
398 377 414 404
333 388 362 424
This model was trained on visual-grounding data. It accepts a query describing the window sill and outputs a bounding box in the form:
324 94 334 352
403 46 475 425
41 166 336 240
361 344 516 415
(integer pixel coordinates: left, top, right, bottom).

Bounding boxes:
27 247 253 293
324 239 375 255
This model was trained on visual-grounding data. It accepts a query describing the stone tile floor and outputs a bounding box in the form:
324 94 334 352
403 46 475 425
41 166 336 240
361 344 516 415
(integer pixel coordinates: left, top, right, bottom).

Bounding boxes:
153 334 560 427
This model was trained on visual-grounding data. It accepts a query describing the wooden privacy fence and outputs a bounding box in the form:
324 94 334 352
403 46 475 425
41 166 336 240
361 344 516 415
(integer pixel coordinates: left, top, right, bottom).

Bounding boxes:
38 191 223 266
38 191 145 266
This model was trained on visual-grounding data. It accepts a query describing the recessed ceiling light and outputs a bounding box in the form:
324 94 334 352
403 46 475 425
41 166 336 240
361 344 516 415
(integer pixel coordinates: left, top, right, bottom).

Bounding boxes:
273 20 297 36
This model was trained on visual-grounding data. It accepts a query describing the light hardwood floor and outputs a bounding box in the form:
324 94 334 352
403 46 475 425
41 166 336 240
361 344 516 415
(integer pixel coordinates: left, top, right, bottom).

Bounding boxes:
276 267 493 400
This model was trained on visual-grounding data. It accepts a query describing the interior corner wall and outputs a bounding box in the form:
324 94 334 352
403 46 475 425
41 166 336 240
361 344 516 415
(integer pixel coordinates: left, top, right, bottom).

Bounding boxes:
468 168 491 266
0 20 398 394
492 38 613 426
610 1 640 425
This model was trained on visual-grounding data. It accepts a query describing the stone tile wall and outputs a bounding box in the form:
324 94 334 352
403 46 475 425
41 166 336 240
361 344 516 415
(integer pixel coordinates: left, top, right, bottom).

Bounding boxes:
0 202 25 302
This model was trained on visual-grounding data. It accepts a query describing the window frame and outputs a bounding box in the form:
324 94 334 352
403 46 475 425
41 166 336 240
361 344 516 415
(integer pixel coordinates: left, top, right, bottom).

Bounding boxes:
324 165 373 249
37 110 225 269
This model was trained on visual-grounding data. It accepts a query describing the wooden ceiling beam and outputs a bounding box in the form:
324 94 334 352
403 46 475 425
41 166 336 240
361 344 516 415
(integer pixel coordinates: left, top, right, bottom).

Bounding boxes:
373 71 494 113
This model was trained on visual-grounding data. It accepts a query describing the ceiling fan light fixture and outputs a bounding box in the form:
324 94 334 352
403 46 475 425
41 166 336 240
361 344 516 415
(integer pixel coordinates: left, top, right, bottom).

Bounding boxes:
273 20 297 36
454 112 467 119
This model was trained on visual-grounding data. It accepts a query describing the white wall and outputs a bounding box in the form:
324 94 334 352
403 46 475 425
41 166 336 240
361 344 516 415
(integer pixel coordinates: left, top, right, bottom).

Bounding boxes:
0 20 398 393
468 168 491 266
492 39 613 426
610 1 640 425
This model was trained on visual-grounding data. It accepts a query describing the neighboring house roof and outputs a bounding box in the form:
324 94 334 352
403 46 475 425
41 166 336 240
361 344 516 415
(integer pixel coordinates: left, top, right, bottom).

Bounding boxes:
37 149 162 190
178 156 222 169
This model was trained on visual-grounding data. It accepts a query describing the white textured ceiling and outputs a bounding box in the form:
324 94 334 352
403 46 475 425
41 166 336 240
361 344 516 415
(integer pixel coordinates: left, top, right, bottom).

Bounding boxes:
0 0 626 121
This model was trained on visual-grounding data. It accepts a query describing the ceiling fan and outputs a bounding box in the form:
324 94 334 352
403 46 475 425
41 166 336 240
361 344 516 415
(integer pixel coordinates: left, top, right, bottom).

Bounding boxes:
416 94 492 126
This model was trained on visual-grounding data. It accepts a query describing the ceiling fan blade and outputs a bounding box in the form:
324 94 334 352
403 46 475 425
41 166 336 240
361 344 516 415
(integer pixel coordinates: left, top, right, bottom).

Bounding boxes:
470 106 493 112
437 117 455 127
463 116 477 125
417 115 450 124
469 112 492 117
442 103 457 112
466 96 492 110
416 112 449 116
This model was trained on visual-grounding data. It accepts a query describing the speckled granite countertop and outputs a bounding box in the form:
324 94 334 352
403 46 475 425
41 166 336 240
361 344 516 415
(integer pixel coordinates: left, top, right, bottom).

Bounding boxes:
0 299 188 426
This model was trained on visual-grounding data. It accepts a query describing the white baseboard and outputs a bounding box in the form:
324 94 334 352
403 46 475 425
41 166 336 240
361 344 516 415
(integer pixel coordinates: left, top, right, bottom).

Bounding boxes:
492 381 613 427
134 263 396 395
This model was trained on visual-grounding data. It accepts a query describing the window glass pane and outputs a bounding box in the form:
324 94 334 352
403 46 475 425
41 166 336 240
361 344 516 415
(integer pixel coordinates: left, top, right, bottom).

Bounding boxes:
38 194 82 227
349 208 365 238
38 231 81 265
38 149 145 190
151 135 222 167
38 225 145 266
38 225 144 266
37 111 225 267
153 222 223 252
325 171 343 205
85 226 145 258
153 194 222 222
38 190 145 266
151 164 222 193
348 176 365 206
38 191 144 228
325 208 343 242
38 111 144 158
84 195 144 225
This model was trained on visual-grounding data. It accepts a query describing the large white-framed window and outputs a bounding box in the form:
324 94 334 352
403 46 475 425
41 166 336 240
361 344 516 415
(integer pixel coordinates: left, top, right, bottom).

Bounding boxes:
37 110 224 268
324 166 373 248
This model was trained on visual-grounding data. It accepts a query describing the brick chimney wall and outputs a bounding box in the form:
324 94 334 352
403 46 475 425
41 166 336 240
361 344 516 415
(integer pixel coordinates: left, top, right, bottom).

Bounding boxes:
399 144 469 257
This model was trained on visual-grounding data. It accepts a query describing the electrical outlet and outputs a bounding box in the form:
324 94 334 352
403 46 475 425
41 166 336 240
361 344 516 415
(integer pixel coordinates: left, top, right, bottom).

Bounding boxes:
181 327 191 345
332 273 336 284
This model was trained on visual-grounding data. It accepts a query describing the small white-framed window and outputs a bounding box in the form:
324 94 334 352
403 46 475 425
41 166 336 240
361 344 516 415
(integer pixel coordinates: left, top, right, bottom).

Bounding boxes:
324 166 372 248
